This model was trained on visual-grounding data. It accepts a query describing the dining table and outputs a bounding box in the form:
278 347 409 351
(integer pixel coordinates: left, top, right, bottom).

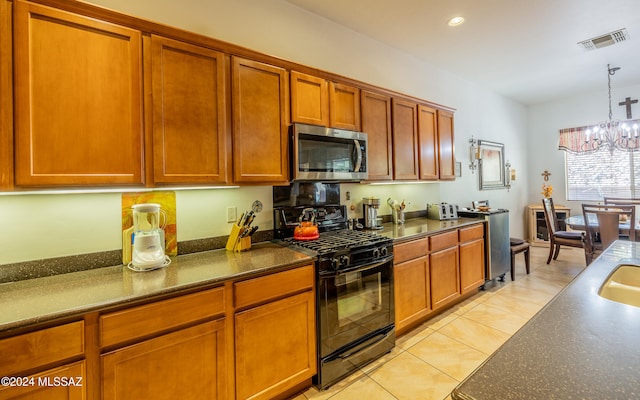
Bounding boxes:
565 214 640 241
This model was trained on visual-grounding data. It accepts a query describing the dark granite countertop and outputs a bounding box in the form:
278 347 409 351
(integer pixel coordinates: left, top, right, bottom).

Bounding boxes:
452 240 640 400
0 217 482 336
0 242 314 334
378 217 485 243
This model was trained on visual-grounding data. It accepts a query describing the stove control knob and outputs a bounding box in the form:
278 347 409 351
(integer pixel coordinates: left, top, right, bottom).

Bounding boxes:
331 258 340 270
372 248 380 258
380 246 388 257
340 255 350 267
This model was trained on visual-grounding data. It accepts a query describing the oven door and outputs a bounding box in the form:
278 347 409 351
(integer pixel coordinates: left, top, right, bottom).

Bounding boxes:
317 255 394 358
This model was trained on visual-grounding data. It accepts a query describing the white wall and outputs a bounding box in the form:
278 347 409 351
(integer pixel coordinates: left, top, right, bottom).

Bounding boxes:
528 83 640 216
0 0 531 265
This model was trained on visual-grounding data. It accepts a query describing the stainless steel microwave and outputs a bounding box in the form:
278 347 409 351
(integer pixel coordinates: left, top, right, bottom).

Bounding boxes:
292 123 368 181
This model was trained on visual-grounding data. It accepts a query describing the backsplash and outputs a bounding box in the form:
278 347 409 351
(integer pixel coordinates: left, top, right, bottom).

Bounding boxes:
0 182 442 279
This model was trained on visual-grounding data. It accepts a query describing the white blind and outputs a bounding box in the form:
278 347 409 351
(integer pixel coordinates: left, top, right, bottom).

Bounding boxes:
565 149 640 201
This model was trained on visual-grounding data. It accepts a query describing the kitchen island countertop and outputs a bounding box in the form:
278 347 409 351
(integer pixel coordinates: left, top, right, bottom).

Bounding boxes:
0 242 314 334
452 240 640 400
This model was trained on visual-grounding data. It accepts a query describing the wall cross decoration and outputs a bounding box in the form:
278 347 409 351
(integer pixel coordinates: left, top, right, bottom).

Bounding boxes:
541 170 551 181
619 97 638 119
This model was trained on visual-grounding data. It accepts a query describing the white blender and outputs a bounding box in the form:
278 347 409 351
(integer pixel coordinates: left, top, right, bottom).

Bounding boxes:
129 203 170 271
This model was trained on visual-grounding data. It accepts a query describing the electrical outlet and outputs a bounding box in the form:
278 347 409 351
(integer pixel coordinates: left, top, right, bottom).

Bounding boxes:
226 206 237 223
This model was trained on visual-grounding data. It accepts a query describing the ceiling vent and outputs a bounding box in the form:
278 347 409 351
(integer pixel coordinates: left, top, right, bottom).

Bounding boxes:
578 28 630 51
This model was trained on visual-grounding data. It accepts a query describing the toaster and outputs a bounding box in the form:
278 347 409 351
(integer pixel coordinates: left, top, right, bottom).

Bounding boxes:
427 203 459 220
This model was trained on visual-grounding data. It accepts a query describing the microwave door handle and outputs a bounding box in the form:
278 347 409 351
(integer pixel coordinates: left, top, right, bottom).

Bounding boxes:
353 139 362 172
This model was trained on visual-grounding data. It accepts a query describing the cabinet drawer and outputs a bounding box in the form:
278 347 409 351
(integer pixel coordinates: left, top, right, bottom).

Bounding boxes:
459 224 484 242
234 264 314 309
100 287 225 348
0 321 84 376
429 230 458 252
394 237 429 264
0 360 85 399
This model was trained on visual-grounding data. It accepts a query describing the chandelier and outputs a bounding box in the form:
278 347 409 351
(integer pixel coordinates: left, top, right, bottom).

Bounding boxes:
582 64 640 154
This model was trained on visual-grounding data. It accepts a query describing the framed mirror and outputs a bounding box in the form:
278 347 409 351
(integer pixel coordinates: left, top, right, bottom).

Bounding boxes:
478 140 506 190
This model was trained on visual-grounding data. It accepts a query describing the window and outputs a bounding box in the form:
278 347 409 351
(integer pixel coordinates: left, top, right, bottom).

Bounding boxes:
565 150 639 201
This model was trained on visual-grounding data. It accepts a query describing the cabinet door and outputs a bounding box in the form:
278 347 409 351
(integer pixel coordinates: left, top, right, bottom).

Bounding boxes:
150 35 229 184
392 99 419 180
232 57 289 183
437 110 456 180
430 246 460 309
417 105 439 180
329 82 360 131
394 256 430 333
13 1 143 187
102 320 226 400
290 71 328 126
235 291 316 400
0 361 85 400
459 238 485 294
361 90 393 181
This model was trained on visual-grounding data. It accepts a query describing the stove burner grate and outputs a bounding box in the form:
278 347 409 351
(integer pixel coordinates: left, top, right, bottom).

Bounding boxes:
283 230 390 254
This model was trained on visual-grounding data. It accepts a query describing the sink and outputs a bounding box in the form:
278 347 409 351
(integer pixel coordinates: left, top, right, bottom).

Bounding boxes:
599 264 640 307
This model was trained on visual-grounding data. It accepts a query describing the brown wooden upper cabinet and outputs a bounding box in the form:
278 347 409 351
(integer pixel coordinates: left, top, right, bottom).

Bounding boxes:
361 90 393 181
329 82 360 131
437 109 456 180
13 1 144 187
391 99 456 182
232 57 289 184
290 72 360 131
391 99 419 180
149 35 229 185
417 105 439 180
290 71 329 127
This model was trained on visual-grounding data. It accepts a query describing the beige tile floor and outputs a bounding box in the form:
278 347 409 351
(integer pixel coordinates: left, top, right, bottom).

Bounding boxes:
291 245 587 400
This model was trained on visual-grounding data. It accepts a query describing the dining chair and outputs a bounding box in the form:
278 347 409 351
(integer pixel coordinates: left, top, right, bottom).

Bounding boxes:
542 198 585 264
581 203 635 264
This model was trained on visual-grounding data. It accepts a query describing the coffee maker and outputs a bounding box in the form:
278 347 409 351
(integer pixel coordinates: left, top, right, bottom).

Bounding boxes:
362 197 383 230
130 203 170 271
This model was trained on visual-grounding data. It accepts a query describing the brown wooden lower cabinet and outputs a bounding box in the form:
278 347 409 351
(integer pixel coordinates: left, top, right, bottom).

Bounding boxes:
235 291 316 400
0 361 85 400
459 239 486 293
393 224 486 335
101 319 226 400
394 255 430 332
430 245 460 309
0 320 85 400
0 262 300 400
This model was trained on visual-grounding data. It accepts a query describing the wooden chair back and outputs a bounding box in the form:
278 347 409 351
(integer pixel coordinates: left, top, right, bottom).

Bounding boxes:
582 204 636 252
541 198 559 236
603 197 640 221
603 197 640 205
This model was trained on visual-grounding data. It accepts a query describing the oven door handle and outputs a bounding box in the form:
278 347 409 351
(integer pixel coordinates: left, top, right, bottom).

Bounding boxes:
319 254 394 277
336 329 392 362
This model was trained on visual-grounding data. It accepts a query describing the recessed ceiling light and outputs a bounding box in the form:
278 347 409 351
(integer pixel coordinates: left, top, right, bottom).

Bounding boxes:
448 16 465 27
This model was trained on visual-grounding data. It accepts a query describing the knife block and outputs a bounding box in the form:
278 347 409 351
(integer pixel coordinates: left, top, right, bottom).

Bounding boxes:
225 224 252 252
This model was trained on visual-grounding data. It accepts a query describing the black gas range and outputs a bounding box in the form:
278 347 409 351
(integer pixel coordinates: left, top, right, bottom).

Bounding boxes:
273 183 396 390
275 205 393 274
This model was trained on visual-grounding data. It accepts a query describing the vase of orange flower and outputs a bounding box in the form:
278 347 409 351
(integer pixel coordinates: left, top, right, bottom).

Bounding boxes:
541 183 553 198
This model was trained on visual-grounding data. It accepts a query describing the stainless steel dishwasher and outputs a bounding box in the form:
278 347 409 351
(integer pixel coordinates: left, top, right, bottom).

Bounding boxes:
458 208 510 282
